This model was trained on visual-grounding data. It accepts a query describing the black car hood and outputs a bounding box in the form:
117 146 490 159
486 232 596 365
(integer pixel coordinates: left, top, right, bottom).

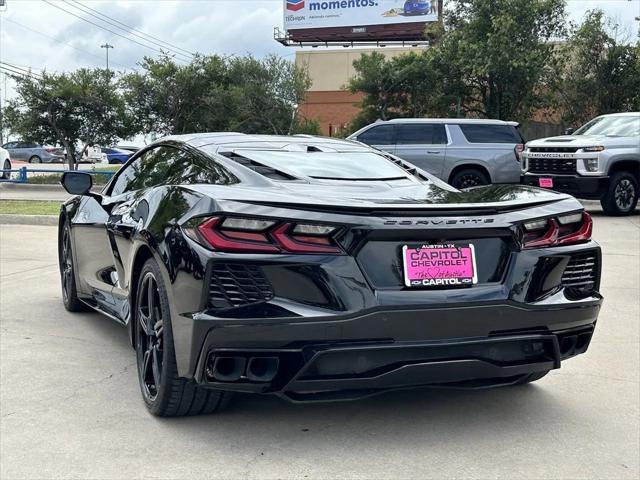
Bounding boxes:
188 181 576 211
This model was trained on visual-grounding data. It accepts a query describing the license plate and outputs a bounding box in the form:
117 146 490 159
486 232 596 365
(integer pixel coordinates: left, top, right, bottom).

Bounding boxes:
539 177 554 188
402 244 477 288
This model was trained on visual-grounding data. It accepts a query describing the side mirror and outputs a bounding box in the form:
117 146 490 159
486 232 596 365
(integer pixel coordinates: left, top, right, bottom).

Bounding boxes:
564 128 574 135
61 171 93 196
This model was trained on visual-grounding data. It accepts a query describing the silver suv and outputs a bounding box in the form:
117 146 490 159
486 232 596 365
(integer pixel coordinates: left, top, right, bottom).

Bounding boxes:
348 119 525 189
1 141 65 163
522 112 640 216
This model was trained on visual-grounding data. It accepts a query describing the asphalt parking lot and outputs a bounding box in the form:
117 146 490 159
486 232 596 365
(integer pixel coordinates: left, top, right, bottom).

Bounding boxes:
1 211 638 480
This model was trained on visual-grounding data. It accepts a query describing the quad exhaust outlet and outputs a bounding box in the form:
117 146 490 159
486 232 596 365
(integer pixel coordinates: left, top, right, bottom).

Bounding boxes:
207 355 280 383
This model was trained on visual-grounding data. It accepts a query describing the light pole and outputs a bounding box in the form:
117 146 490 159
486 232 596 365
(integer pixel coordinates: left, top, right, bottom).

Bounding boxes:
100 43 114 72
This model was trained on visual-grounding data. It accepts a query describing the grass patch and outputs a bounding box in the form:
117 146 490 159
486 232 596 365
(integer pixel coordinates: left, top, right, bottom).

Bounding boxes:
27 171 114 185
94 165 121 172
0 200 62 216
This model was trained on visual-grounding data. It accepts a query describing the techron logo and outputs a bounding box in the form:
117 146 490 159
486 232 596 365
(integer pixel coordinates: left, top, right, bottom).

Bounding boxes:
309 0 378 10
287 0 305 11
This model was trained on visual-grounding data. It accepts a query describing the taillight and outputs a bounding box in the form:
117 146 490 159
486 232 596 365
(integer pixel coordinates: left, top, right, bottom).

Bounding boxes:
196 217 280 253
184 216 342 254
515 144 524 162
271 223 340 253
522 212 592 249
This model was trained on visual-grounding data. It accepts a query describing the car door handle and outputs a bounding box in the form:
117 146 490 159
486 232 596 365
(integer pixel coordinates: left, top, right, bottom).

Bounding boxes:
427 150 441 154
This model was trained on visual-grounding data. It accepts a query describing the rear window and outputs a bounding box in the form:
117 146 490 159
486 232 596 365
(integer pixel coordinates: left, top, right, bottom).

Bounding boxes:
231 150 412 181
458 124 522 144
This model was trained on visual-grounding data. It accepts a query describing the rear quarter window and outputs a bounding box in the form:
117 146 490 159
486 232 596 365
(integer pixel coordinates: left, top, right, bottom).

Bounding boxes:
357 125 396 145
458 124 522 144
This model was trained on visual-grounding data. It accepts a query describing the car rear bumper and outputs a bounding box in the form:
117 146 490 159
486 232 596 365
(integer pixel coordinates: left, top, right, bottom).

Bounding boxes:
521 173 608 199
187 299 600 401
162 213 603 402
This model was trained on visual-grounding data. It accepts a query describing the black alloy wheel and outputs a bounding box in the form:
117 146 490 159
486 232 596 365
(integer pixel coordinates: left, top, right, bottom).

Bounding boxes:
61 227 73 304
450 168 490 190
601 171 638 216
614 178 636 211
133 258 232 416
59 222 88 312
136 272 164 402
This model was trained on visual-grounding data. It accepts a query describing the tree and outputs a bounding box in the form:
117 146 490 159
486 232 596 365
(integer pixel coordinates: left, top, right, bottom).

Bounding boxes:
224 55 312 135
347 51 446 129
3 69 131 170
347 52 401 125
553 10 640 126
122 54 312 137
436 0 567 120
121 54 231 136
347 0 567 127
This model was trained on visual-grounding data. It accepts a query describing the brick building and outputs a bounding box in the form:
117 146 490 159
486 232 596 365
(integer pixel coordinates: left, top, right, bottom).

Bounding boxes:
295 47 426 136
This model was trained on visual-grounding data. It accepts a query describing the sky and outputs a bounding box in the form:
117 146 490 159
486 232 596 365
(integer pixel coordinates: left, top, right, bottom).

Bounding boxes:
0 0 639 100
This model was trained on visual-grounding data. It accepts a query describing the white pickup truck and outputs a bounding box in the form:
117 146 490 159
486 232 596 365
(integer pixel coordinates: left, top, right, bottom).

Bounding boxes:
521 112 640 215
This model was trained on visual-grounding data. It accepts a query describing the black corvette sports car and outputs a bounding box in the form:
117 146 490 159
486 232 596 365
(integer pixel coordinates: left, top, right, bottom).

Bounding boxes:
59 133 602 416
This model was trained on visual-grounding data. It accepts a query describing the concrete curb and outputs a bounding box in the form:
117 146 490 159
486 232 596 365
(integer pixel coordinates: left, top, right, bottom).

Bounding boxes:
0 214 58 226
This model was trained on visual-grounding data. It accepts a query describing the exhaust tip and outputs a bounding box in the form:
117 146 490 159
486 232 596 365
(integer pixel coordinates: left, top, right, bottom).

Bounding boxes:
246 356 280 382
209 356 246 382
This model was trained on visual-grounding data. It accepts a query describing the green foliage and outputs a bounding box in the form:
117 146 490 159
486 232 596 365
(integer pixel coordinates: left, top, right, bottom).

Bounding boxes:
25 171 113 185
553 10 640 126
349 0 567 122
436 0 567 119
349 2 639 126
3 69 131 169
293 118 322 135
3 54 313 167
347 51 448 128
122 54 311 136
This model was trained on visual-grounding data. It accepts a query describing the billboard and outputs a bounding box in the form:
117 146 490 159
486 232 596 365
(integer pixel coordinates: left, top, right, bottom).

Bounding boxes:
284 0 438 30
280 0 439 44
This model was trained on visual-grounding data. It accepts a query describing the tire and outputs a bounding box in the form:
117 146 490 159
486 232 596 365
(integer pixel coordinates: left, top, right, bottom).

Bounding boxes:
135 258 232 417
450 168 490 189
29 155 42 164
59 220 89 312
600 171 638 216
514 370 549 385
2 159 10 180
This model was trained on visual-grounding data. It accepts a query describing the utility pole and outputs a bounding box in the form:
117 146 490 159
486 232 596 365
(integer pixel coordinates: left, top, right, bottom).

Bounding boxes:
100 43 114 72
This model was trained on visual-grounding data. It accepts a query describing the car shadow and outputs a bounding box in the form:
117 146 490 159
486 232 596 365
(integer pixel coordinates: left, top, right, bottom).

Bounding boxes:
161 381 583 447
68 305 587 443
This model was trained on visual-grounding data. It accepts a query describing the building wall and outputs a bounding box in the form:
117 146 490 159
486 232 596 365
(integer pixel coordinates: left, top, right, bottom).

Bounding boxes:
298 90 364 137
296 47 425 135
